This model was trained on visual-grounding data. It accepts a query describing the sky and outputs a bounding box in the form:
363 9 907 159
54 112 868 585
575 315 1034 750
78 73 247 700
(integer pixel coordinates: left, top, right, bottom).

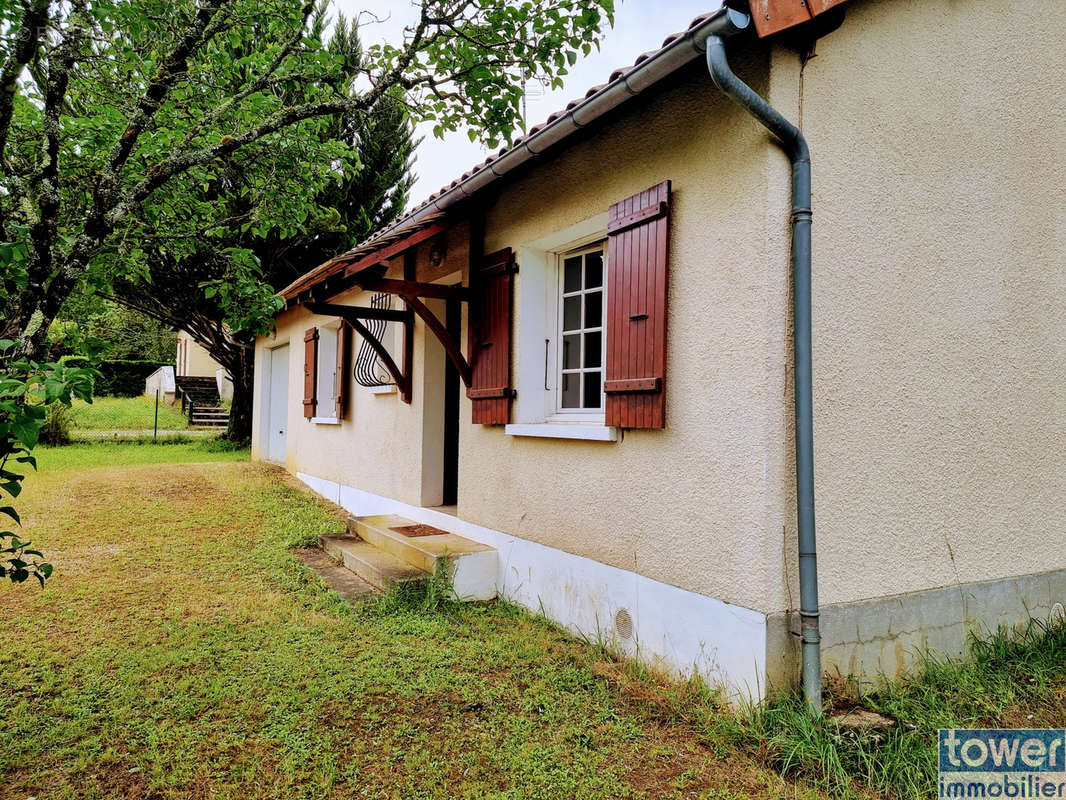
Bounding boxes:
331 0 718 207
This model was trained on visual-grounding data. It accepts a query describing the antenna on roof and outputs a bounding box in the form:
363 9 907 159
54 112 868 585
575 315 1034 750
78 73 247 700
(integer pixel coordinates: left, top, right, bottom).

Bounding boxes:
520 66 545 130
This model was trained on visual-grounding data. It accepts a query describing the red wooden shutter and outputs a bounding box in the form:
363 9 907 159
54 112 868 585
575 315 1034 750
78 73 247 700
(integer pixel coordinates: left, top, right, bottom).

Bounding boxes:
302 327 318 418
467 247 515 424
604 180 670 429
335 321 350 419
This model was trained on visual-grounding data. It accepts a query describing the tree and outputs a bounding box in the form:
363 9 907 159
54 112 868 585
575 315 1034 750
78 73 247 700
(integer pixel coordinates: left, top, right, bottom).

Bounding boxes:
52 296 177 363
0 0 615 359
98 12 418 441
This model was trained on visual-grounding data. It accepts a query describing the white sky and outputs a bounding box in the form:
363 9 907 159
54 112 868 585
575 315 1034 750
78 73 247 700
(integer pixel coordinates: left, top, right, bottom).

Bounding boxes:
330 0 718 207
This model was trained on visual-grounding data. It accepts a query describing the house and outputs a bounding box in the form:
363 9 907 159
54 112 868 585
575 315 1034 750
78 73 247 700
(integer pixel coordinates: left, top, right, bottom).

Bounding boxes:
252 0 1066 703
145 331 223 405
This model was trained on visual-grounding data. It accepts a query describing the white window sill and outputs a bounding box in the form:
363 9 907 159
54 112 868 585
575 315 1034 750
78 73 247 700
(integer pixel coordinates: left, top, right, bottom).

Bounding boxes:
366 385 396 395
310 417 340 425
504 423 618 442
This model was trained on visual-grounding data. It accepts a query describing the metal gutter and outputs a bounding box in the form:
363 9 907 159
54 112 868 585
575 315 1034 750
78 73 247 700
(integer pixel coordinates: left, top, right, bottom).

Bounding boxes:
704 9 823 714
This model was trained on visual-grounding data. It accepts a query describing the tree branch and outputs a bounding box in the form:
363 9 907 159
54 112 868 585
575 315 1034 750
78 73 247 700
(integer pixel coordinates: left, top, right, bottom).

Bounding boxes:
0 0 50 177
106 0 235 178
178 3 314 151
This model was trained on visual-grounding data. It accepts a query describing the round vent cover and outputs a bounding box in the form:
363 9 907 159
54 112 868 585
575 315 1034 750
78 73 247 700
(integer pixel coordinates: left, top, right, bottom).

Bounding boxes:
614 607 634 640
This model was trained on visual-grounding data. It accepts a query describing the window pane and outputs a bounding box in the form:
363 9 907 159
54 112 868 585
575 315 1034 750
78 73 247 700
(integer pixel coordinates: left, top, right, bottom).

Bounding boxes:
583 331 601 368
563 296 581 331
561 373 580 408
582 371 602 409
585 251 603 289
562 334 581 369
584 290 602 329
563 257 582 293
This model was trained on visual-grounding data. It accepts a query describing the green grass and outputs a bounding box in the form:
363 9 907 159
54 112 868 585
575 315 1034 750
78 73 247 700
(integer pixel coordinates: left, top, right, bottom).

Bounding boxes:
4 444 1066 799
0 446 799 800
737 620 1066 799
70 395 190 431
34 438 250 471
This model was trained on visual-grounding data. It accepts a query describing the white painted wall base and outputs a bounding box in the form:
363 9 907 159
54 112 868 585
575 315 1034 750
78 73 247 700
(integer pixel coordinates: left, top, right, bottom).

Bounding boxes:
297 471 768 702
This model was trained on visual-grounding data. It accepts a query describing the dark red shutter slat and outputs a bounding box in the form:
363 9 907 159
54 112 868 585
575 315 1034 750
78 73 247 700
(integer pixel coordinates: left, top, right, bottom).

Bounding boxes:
303 327 318 419
335 321 350 420
605 180 670 429
467 248 514 424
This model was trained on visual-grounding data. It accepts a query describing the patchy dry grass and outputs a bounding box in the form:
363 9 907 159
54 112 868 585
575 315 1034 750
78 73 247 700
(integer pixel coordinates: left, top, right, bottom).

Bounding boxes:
7 444 1064 799
0 445 812 800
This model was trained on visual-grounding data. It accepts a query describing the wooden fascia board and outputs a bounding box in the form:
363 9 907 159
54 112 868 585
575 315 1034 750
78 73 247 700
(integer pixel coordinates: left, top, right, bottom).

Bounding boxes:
279 220 451 301
749 0 813 37
341 221 451 280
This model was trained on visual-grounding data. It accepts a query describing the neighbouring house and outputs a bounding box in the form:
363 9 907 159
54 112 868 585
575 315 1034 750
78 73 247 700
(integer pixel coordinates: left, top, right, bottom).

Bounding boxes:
251 0 1066 702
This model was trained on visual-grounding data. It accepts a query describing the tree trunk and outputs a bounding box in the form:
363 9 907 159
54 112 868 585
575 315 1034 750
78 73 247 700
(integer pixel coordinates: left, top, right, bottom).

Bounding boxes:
224 344 254 442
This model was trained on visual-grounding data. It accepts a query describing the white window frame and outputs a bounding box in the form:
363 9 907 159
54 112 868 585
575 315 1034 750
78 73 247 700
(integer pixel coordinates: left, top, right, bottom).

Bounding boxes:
311 321 341 424
505 213 618 442
553 244 607 421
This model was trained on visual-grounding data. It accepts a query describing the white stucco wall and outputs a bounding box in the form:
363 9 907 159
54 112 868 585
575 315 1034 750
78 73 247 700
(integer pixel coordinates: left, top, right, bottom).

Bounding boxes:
794 0 1066 608
254 0 1066 644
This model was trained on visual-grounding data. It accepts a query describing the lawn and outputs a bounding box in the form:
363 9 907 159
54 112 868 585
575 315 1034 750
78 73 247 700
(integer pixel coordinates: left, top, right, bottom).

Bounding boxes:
70 395 190 433
0 443 801 800
3 442 1065 799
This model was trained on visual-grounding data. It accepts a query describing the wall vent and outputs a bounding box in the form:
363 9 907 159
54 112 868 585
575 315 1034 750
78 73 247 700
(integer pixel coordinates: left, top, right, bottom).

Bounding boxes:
614 607 634 641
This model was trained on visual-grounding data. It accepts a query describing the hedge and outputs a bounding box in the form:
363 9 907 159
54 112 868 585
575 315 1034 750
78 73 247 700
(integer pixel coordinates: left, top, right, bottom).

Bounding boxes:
64 358 170 397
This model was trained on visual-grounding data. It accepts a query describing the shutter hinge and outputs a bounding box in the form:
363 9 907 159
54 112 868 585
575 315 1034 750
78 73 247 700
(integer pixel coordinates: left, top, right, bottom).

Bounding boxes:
467 386 516 400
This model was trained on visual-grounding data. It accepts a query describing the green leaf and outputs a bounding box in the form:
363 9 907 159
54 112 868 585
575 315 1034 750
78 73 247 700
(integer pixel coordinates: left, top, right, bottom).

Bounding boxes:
11 421 39 449
0 507 19 525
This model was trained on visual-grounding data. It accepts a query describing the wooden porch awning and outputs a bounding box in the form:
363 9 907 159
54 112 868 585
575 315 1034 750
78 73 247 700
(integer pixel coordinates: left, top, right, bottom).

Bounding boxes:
294 218 478 408
279 212 450 303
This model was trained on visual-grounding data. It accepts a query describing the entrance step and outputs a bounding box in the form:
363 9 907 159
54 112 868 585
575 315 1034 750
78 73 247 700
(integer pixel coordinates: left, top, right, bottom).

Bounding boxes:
319 534 428 592
295 548 378 603
347 515 497 601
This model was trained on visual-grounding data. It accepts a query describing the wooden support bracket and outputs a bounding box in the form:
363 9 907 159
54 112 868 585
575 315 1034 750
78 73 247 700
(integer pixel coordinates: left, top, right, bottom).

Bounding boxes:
404 295 473 388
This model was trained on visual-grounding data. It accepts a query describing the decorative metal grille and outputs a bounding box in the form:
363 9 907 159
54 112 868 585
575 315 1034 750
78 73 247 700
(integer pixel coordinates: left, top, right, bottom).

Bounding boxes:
353 293 397 388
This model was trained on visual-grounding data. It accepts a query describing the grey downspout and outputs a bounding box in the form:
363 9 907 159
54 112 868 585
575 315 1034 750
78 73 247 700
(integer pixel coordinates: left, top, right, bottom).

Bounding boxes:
702 10 822 714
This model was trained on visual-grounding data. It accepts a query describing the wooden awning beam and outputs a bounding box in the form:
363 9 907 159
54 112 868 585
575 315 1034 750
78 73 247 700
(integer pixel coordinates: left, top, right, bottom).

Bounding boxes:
335 277 473 389
305 302 412 325
346 317 410 403
354 276 469 302
340 220 450 280
404 295 472 388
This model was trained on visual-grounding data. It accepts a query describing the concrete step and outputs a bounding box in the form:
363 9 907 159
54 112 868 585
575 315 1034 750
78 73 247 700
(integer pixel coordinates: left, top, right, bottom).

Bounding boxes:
347 515 497 600
319 534 428 592
295 548 378 603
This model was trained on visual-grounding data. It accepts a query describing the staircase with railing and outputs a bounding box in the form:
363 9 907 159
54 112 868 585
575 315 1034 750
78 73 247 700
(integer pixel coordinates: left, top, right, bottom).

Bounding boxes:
175 376 228 429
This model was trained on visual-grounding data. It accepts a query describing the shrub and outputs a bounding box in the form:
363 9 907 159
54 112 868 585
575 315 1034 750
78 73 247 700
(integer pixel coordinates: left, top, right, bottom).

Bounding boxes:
63 357 169 397
39 403 73 446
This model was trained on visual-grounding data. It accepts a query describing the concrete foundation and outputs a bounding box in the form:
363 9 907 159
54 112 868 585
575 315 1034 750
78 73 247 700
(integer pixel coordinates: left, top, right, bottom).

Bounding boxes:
770 568 1066 686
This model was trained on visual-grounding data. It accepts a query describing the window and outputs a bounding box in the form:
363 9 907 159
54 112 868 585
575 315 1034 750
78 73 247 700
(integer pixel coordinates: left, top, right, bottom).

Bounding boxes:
313 323 340 422
506 213 618 440
558 246 606 412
